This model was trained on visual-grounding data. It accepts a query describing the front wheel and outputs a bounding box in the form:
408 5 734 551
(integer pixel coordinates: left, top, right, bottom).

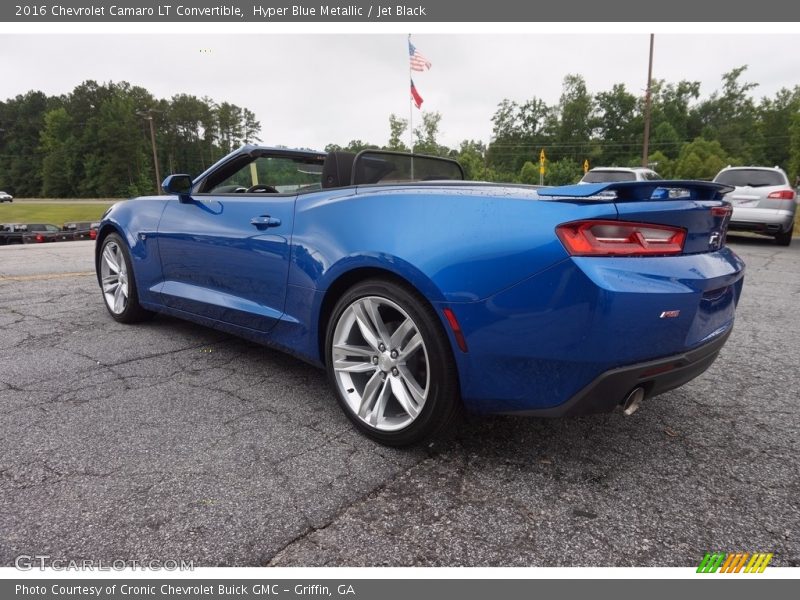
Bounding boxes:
98 233 153 323
325 279 461 446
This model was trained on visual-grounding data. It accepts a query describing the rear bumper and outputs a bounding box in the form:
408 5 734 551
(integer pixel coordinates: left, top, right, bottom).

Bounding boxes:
507 326 731 416
438 247 745 415
730 207 795 233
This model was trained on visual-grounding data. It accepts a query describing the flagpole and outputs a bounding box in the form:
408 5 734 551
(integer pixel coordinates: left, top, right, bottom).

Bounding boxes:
408 34 414 180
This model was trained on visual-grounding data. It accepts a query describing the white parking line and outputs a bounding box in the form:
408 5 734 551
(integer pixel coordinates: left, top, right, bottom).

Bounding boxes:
0 271 94 282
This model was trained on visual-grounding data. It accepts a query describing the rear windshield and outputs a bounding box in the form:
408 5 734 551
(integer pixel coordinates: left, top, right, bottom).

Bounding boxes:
714 169 786 187
582 170 636 183
353 151 464 184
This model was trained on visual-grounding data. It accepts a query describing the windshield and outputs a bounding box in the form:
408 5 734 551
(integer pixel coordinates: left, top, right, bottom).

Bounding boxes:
582 170 636 183
200 153 326 194
714 169 785 187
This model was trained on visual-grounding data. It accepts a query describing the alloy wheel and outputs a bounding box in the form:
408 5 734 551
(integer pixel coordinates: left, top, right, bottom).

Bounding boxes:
100 240 129 315
331 296 430 431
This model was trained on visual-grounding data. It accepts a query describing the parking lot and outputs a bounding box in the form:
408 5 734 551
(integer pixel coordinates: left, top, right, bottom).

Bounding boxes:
0 237 798 567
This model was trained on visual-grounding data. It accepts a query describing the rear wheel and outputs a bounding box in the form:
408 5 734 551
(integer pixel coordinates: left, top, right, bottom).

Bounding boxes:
775 227 793 246
325 279 461 446
98 233 153 323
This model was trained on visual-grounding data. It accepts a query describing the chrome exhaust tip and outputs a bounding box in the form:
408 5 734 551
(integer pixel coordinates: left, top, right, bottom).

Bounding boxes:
622 387 646 416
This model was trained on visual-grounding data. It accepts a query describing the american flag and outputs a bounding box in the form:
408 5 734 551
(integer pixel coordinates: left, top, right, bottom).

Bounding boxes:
408 38 431 72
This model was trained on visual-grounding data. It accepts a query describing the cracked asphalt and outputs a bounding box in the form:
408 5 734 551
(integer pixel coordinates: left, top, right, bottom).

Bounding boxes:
0 237 798 567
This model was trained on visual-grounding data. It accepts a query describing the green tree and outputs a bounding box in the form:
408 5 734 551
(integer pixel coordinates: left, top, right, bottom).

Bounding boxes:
216 102 244 153
648 150 675 179
649 122 683 159
594 83 640 166
649 79 701 155
81 93 152 197
758 86 800 169
555 75 594 160
0 91 52 196
546 158 583 185
672 137 734 180
519 161 539 184
242 108 261 144
387 114 408 151
324 140 379 154
487 97 552 175
413 111 447 156
788 112 800 181
163 94 214 176
456 140 488 181
696 66 763 164
40 107 77 196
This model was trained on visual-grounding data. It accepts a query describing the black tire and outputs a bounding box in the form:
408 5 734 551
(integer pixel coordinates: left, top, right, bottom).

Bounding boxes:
775 227 793 246
98 233 153 324
325 278 461 446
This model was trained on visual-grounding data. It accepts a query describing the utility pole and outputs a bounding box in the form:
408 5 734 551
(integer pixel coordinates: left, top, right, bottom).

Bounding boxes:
138 110 161 194
641 33 655 167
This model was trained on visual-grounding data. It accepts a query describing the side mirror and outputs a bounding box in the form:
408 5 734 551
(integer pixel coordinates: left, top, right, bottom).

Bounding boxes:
161 174 193 200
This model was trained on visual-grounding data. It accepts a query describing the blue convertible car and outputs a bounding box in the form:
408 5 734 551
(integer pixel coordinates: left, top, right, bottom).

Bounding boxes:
95 145 745 445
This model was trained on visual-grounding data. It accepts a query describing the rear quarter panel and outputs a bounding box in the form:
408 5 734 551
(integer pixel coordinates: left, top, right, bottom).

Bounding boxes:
290 185 619 302
277 185 618 364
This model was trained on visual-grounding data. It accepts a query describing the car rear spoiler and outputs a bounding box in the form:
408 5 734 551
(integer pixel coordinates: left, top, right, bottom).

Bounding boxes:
537 180 735 201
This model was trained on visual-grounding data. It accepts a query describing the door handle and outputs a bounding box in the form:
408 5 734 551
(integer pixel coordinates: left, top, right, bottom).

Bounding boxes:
250 215 281 229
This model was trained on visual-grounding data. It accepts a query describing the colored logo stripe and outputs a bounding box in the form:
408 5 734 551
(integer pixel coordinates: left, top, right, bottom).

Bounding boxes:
720 553 749 573
697 552 726 573
745 553 773 573
697 552 773 573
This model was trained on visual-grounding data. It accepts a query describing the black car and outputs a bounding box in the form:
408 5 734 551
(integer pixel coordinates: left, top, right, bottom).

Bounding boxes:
63 221 97 240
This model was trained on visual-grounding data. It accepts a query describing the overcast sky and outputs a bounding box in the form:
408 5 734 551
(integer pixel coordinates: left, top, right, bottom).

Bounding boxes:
1 34 798 150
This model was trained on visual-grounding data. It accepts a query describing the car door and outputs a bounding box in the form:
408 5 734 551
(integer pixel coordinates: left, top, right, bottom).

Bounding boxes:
157 192 295 333
155 150 325 334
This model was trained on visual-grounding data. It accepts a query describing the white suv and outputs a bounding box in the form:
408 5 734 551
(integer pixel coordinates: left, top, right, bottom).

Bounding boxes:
713 166 796 246
579 167 662 184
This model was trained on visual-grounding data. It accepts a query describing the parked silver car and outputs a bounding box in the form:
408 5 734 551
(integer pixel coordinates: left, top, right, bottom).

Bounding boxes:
0 191 13 202
713 166 797 246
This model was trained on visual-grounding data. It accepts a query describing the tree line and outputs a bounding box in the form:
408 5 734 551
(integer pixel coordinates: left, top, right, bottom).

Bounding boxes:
333 66 800 186
1 66 799 197
0 80 260 197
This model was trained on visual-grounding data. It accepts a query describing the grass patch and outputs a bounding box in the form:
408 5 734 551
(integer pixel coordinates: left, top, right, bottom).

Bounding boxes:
0 203 113 225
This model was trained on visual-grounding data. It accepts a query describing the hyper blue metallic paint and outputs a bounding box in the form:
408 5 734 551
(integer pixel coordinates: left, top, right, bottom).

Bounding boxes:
96 146 744 415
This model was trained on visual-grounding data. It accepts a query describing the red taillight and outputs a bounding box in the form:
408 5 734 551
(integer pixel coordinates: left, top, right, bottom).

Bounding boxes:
89 229 97 240
711 205 732 218
35 233 44 243
556 220 686 257
767 189 796 200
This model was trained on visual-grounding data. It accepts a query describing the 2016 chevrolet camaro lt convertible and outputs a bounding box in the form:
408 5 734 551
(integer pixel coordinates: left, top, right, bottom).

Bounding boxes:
95 146 745 445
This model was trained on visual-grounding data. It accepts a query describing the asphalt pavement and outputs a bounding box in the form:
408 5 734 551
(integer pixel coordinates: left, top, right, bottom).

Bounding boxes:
0 236 798 567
